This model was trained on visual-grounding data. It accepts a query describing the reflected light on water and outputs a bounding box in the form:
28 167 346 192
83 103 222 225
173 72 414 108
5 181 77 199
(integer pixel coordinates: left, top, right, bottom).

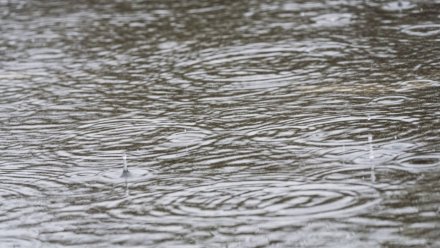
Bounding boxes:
1 0 440 247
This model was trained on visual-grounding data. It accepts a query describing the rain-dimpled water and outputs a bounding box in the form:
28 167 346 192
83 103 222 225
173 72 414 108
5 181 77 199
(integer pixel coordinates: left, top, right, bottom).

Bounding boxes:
1 0 440 247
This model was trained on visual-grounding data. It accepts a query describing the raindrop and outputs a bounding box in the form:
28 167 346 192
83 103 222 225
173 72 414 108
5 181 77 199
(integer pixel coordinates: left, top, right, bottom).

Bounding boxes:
368 134 376 183
368 134 374 160
121 154 131 178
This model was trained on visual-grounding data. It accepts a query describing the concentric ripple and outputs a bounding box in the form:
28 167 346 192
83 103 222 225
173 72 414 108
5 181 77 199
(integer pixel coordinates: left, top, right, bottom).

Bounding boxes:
175 41 345 95
401 24 440 37
297 115 422 147
245 115 421 147
299 164 419 187
382 1 416 11
312 13 352 27
154 179 380 219
63 166 153 185
370 96 410 106
0 163 67 200
56 117 215 160
395 153 440 171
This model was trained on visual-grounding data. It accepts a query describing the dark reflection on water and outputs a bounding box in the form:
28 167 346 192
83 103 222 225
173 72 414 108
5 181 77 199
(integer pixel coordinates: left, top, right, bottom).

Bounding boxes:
1 0 440 246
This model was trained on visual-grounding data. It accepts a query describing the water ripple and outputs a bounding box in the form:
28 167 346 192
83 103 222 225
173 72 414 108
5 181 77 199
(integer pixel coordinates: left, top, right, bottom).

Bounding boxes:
312 13 353 28
152 177 380 220
396 152 440 171
1 0 440 246
174 41 347 100
401 24 440 37
244 115 421 147
382 1 416 12
56 117 215 160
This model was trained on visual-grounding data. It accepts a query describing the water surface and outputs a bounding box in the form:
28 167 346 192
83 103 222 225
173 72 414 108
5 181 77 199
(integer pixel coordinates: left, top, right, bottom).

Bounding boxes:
1 0 440 247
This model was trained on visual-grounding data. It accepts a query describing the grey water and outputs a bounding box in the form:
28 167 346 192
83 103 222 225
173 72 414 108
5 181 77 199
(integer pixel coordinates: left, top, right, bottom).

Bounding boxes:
1 0 439 247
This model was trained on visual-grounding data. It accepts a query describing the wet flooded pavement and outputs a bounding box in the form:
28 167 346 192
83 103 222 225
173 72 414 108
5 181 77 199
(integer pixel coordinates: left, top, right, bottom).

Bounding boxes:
1 0 440 247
